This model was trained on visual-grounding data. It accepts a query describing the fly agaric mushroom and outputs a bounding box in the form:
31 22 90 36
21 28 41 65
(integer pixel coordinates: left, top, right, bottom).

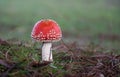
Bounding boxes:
31 19 62 62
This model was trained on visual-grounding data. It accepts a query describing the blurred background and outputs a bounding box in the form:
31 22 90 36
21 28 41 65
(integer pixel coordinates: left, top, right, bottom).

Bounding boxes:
0 0 120 49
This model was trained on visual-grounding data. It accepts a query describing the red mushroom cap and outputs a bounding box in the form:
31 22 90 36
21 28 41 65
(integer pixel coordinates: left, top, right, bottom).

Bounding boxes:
31 19 62 42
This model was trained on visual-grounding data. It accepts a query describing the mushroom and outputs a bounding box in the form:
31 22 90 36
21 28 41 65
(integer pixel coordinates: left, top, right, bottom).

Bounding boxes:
31 19 62 62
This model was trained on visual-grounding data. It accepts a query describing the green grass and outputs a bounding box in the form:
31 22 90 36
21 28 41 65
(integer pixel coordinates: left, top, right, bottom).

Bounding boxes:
0 0 120 40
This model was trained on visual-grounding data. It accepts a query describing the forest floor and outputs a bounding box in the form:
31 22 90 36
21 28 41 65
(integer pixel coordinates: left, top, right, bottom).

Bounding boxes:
0 38 120 77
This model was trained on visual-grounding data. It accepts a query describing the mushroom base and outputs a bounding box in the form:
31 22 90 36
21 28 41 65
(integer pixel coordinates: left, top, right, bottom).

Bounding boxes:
42 42 53 62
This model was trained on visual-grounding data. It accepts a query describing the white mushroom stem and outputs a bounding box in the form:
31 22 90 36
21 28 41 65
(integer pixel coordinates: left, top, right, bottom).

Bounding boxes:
42 42 53 62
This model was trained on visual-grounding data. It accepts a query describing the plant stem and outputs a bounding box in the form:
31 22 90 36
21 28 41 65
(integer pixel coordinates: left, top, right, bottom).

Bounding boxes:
42 42 53 62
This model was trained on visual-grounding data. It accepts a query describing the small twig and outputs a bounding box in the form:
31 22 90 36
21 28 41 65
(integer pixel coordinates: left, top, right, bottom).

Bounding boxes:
47 71 53 77
5 49 11 62
0 59 11 68
0 59 26 77
61 39 74 62
113 63 120 68
61 39 74 52
0 51 5 57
